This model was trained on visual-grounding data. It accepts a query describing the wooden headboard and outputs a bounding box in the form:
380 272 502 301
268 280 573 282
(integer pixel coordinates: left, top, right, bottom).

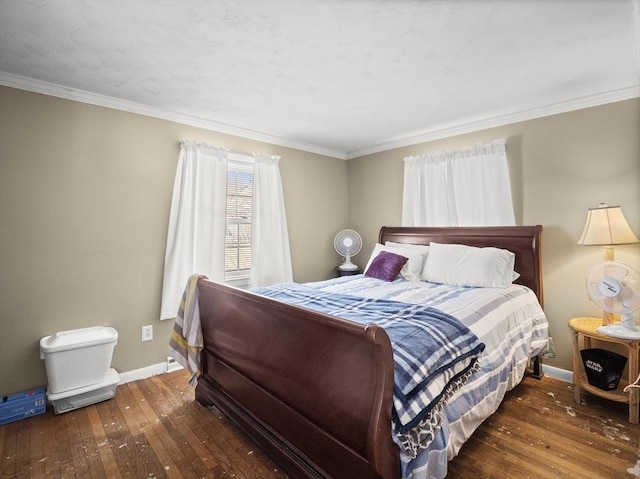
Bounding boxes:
378 226 544 306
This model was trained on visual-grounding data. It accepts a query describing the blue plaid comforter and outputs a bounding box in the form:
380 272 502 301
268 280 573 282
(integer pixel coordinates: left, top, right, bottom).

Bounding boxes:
252 282 485 456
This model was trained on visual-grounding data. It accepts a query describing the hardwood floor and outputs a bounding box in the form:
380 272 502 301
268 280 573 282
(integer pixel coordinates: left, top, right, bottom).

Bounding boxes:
447 375 639 479
1 370 638 478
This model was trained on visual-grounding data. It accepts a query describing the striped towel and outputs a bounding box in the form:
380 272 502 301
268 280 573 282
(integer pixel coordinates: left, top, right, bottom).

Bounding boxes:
168 274 207 385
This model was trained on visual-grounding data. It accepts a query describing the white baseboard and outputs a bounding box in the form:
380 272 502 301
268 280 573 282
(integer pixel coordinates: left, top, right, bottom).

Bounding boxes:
167 357 184 373
117 358 184 385
542 364 573 383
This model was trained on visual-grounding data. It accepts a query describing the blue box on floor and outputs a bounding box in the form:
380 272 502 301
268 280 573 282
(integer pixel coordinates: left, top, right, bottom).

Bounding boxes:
0 387 46 425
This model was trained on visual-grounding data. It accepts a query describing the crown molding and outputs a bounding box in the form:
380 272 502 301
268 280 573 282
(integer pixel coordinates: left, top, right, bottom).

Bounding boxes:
2 72 637 162
346 85 640 159
0 72 348 160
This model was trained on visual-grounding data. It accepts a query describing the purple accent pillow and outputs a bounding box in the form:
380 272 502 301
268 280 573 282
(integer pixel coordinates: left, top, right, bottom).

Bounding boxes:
364 251 408 282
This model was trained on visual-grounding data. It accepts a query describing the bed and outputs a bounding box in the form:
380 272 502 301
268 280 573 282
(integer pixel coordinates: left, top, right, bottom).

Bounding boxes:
191 225 550 479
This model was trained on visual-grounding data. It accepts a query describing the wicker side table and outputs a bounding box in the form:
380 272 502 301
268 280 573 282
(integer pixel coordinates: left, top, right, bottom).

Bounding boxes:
568 317 639 424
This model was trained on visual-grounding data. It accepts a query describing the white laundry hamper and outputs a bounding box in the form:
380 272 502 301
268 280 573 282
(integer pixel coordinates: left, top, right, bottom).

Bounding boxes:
40 326 120 414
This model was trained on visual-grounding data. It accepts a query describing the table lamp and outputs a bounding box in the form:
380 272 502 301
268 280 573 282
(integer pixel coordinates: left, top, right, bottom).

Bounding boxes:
577 203 639 261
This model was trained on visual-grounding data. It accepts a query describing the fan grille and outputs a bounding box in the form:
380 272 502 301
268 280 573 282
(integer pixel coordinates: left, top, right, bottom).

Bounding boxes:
585 261 640 314
334 229 362 256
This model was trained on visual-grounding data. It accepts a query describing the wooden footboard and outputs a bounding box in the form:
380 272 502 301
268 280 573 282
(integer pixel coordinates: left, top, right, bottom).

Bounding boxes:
195 279 401 479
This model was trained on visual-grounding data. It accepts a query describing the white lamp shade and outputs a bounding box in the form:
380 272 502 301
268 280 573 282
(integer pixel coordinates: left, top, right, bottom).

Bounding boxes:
578 204 639 246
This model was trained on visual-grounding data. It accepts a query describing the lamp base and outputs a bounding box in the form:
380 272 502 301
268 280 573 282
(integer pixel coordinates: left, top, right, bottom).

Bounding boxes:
602 245 615 262
602 311 619 326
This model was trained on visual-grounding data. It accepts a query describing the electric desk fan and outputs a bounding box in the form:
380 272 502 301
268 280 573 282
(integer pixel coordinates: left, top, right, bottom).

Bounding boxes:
585 261 640 340
334 229 362 271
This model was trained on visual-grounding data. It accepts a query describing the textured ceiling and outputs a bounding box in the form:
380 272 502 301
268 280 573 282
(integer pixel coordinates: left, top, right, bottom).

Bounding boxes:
0 0 639 159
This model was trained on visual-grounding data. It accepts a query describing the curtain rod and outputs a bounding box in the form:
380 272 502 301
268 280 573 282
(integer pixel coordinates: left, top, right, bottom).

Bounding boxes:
179 138 280 162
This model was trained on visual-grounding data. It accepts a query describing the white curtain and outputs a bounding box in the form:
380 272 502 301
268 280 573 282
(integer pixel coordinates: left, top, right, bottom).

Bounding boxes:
250 154 293 287
402 139 515 227
160 140 228 320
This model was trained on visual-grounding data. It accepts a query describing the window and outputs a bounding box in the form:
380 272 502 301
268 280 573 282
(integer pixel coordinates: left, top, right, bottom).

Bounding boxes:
225 157 254 282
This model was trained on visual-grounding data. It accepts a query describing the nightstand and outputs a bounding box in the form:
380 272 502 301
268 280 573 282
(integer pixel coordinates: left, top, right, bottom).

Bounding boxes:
335 267 362 277
568 317 639 424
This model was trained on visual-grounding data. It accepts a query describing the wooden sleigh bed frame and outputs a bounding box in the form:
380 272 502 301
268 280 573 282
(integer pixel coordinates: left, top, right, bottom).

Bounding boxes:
194 226 544 479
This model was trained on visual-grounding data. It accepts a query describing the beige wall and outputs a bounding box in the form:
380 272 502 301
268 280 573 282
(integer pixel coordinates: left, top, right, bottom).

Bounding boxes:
1 86 638 395
0 86 348 394
348 98 640 372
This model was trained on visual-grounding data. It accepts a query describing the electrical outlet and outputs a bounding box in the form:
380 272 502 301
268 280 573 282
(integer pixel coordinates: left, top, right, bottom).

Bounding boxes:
142 325 153 342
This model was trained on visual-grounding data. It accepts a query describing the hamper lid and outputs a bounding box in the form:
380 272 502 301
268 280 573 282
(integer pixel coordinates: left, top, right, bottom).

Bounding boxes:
40 326 118 354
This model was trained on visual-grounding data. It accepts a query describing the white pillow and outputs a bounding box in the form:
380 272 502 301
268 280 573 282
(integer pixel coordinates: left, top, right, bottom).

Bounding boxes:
384 242 430 280
364 243 428 281
384 241 430 255
423 242 516 288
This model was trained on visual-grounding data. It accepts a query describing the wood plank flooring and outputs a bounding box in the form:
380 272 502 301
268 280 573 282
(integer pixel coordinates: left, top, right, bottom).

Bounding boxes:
1 370 638 478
